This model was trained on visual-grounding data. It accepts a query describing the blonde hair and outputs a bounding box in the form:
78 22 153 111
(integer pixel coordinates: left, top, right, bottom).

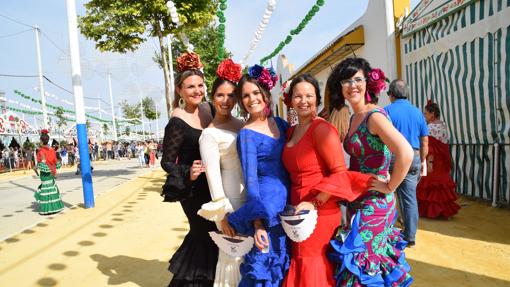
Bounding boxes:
328 106 350 142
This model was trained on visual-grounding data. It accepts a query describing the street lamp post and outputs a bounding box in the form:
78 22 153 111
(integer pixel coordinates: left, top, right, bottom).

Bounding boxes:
65 0 94 208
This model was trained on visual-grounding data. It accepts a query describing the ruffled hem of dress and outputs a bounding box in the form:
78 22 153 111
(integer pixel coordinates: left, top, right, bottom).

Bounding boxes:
197 198 234 222
168 232 218 282
328 213 413 287
214 250 243 287
418 201 460 218
239 248 290 284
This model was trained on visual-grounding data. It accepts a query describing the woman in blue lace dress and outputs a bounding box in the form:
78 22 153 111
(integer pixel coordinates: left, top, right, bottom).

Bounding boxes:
227 66 290 287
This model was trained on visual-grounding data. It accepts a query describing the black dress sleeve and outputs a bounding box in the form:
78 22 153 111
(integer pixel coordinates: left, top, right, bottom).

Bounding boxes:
160 118 193 202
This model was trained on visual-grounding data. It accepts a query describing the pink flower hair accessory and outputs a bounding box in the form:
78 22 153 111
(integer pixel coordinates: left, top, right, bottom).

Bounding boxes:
366 68 387 95
248 64 278 91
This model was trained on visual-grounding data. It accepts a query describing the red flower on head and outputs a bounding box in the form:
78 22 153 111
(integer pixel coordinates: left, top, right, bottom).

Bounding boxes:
281 80 292 108
366 68 387 95
40 129 49 135
176 52 203 72
216 59 242 83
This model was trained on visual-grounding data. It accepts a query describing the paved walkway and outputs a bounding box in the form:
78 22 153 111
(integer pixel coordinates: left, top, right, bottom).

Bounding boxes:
0 169 509 286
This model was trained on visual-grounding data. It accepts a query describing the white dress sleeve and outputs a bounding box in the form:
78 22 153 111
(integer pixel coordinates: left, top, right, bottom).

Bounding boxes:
197 130 234 224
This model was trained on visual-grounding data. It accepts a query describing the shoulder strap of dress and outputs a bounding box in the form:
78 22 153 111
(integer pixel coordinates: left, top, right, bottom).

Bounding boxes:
364 107 388 124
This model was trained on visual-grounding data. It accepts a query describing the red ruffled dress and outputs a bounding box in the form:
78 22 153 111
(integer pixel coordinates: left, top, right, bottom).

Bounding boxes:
282 119 371 287
417 121 460 218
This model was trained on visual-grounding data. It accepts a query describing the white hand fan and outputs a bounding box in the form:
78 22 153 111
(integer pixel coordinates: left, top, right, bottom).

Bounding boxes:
209 231 254 257
280 209 318 242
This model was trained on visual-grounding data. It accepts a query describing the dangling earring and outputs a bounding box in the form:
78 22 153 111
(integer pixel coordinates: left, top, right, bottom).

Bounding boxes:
365 91 372 103
178 97 185 109
263 106 271 118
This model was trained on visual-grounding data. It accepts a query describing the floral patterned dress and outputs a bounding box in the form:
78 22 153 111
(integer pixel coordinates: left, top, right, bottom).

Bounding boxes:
329 108 412 287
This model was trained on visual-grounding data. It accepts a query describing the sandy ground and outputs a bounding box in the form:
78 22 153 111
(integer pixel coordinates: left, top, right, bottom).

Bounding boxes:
0 169 509 286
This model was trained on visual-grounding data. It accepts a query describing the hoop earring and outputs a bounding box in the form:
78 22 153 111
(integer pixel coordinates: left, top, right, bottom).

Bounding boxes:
178 97 185 109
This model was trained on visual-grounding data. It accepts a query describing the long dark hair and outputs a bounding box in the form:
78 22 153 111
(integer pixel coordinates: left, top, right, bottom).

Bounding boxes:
326 57 375 113
235 75 272 116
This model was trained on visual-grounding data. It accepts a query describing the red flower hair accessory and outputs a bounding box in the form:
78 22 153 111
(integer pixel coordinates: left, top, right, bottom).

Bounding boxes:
216 59 242 83
176 51 203 72
40 129 49 135
366 68 387 95
281 80 292 108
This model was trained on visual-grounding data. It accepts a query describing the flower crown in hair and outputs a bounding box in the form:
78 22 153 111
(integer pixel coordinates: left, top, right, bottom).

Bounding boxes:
281 80 292 108
216 59 242 83
176 51 203 72
248 64 278 91
366 68 387 95
40 129 49 135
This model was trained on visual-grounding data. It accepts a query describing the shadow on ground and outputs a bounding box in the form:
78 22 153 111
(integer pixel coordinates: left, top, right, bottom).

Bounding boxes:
410 258 510 287
418 197 510 245
90 254 170 286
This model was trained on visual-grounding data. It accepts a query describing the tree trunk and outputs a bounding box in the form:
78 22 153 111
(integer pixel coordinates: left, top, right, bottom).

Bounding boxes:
155 22 172 119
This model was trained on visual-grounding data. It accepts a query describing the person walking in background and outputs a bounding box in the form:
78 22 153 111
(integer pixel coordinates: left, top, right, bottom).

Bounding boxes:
149 141 156 168
34 129 64 215
197 58 246 287
417 101 460 219
160 51 218 287
60 146 68 167
385 79 428 247
25 147 34 170
136 142 145 168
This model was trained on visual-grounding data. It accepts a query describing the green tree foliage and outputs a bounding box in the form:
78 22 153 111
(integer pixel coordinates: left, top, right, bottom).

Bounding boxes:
142 97 160 120
55 107 67 137
78 0 218 117
154 24 231 95
120 99 141 125
102 123 110 135
125 126 131 136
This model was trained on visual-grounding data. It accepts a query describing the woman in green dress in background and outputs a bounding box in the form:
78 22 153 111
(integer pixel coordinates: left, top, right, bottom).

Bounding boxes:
34 129 64 215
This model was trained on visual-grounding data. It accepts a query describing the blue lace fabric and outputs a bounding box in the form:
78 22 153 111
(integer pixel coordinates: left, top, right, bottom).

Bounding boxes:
228 117 291 287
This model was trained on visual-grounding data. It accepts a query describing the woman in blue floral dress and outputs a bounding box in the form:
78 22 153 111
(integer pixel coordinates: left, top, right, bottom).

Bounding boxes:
327 58 414 286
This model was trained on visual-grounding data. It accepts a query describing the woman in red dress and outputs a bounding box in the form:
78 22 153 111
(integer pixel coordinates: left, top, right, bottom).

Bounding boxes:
281 74 384 287
417 101 460 218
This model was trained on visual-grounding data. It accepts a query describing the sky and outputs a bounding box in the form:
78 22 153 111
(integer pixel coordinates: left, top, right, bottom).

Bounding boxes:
0 0 419 136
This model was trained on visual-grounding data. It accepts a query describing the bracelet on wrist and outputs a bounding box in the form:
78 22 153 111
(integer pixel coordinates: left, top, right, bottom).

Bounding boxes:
312 199 323 209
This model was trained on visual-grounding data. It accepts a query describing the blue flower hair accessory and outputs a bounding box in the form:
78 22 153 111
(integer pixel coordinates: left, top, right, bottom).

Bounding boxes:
248 64 278 91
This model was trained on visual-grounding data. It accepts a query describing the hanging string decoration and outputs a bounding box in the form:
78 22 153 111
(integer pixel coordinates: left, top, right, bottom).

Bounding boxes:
259 0 325 64
217 0 227 61
12 90 122 123
240 0 277 66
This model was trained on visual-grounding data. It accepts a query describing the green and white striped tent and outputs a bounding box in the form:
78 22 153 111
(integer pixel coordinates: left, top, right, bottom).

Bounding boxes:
400 0 510 206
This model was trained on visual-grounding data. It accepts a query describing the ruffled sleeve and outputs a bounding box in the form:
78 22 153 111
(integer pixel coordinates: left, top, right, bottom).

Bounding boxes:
38 162 51 173
160 117 193 202
227 130 269 236
311 121 371 202
197 130 234 222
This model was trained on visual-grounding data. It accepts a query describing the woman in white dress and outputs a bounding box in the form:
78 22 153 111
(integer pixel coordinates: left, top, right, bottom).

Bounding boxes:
197 59 246 287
